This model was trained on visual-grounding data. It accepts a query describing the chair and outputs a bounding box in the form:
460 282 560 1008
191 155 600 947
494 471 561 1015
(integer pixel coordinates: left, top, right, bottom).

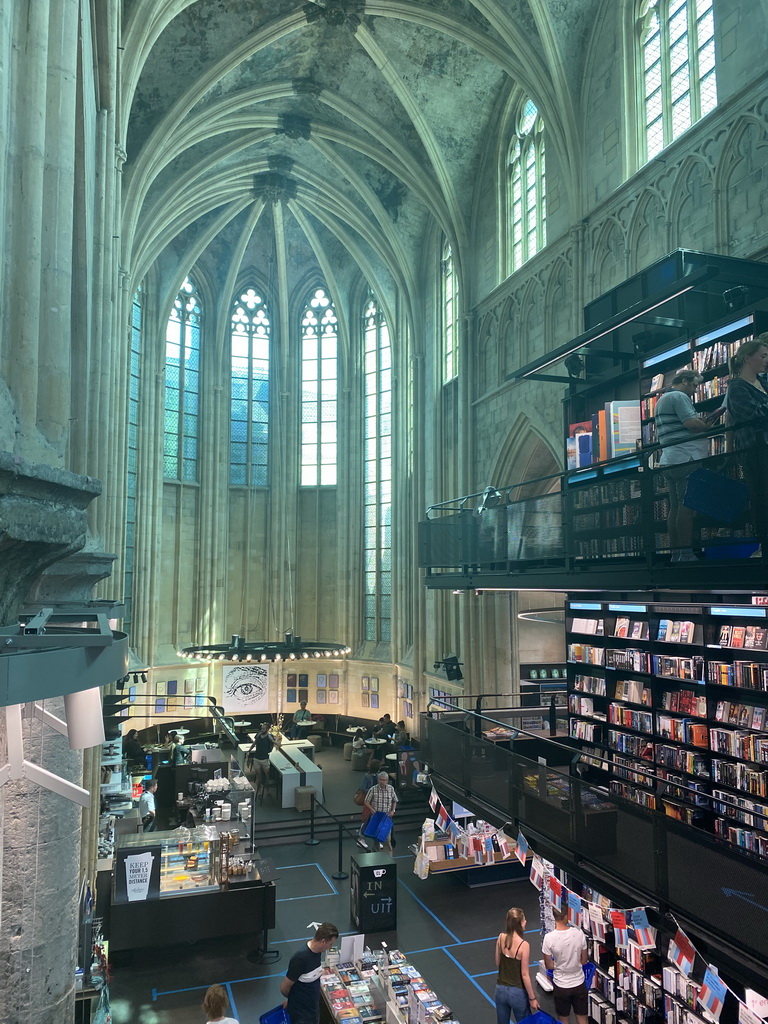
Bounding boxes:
343 742 353 760
255 769 278 805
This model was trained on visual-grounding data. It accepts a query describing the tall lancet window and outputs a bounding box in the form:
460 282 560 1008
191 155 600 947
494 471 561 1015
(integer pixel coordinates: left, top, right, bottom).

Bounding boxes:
363 295 392 643
509 98 546 272
639 0 717 162
164 276 201 481
300 287 338 486
230 287 270 485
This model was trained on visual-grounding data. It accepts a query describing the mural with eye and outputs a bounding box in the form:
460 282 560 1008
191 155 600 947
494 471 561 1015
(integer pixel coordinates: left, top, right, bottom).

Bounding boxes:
222 664 270 713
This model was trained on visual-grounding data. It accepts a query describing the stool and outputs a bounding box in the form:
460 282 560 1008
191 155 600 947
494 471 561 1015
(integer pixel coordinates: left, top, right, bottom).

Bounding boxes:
351 750 369 771
307 734 323 752
294 785 316 811
343 743 353 760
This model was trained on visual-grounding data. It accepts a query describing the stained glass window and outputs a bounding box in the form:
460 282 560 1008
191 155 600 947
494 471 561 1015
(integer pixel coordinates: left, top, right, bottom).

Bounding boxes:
640 0 717 162
300 287 338 486
230 287 270 485
509 98 546 272
164 277 200 481
363 295 392 643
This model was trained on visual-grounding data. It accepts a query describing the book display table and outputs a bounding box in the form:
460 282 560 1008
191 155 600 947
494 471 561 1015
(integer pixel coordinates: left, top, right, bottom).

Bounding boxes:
320 948 460 1024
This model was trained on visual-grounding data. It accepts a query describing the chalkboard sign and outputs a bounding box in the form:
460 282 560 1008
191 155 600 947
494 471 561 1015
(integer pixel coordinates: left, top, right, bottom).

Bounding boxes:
350 852 396 932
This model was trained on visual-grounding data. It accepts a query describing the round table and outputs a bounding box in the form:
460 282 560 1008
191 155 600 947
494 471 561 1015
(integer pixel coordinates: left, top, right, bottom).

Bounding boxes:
384 752 398 762
365 737 386 747
174 729 190 737
232 721 251 727
346 726 362 735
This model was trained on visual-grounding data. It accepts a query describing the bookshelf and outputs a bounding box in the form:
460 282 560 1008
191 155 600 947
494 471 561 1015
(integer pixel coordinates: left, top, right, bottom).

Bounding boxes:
520 662 567 707
566 595 768 860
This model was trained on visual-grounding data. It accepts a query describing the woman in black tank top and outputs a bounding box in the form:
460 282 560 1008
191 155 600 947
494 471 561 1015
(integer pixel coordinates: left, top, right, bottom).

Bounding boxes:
494 907 539 1024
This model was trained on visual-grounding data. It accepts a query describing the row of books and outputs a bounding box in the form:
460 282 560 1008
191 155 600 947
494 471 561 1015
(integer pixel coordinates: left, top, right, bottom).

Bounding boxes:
709 727 768 762
714 700 768 728
658 620 697 644
614 618 650 640
568 644 605 665
608 706 653 733
712 789 768 829
608 729 652 759
655 744 709 777
616 961 662 1008
570 477 641 508
573 674 607 695
611 780 658 810
717 623 768 649
707 660 768 690
570 617 605 635
657 769 709 806
570 718 602 742
660 689 707 717
656 716 708 748
615 679 652 704
711 758 768 796
714 817 768 856
613 756 655 787
566 401 642 469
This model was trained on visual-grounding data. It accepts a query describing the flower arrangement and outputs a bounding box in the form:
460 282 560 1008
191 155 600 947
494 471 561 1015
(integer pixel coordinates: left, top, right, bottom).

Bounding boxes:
269 714 284 744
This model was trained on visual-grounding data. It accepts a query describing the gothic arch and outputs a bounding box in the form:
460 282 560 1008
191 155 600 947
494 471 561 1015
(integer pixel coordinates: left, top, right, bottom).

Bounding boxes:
716 116 768 255
669 156 715 252
520 278 546 366
627 189 668 273
544 257 573 350
491 415 560 494
477 309 500 397
591 217 627 299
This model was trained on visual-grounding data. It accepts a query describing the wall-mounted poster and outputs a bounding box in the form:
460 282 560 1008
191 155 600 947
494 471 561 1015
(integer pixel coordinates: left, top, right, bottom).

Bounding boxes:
317 674 327 688
361 693 370 707
195 678 206 694
370 677 379 692
287 673 297 687
316 689 327 704
222 664 270 713
404 701 413 719
397 679 405 698
167 680 178 696
328 689 339 704
298 673 308 687
298 689 308 704
286 688 297 704
370 693 379 709
361 677 369 691
155 681 167 696
329 674 339 689
154 697 166 714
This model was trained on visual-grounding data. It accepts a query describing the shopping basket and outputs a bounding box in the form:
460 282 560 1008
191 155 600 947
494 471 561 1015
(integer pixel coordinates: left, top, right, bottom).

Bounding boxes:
260 1005 290 1024
362 810 393 842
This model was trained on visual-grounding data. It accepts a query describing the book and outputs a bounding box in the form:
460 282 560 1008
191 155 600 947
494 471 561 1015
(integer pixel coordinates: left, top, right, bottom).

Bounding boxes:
719 624 731 646
605 400 642 459
614 617 630 638
658 620 669 641
679 621 694 644
731 626 746 649
630 620 645 639
668 621 682 643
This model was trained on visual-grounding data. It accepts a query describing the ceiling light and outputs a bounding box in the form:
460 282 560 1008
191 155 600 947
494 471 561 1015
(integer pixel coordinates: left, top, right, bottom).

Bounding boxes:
179 633 352 665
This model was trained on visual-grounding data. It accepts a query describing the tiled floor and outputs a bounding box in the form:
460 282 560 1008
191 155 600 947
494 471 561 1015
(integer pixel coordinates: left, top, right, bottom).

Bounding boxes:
107 745 555 1023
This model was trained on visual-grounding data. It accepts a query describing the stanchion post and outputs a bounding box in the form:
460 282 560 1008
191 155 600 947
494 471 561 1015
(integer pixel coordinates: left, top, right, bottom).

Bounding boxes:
332 822 348 880
305 788 320 846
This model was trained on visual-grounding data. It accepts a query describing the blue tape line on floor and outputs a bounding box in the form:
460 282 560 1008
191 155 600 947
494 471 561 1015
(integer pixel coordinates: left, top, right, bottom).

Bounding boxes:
225 981 239 1020
397 877 461 944
441 946 495 1006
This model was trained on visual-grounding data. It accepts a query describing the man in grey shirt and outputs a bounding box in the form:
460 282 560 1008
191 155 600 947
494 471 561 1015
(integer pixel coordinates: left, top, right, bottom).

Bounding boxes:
654 370 719 561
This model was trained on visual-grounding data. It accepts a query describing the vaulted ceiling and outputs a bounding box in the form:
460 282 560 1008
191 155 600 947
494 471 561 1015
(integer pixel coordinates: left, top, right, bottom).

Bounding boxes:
121 0 602 330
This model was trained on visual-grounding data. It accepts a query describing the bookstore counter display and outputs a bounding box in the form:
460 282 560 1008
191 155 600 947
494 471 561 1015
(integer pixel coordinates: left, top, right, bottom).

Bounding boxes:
566 594 768 860
320 947 458 1024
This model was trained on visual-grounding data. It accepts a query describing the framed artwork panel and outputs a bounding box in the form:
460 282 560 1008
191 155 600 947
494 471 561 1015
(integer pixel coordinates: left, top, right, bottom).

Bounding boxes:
316 689 327 704
370 693 379 709
361 676 369 691
287 673 297 687
329 673 339 689
328 690 339 704
154 697 166 714
370 677 379 692
286 688 297 704
167 680 178 695
317 673 327 688
361 693 370 708
298 688 309 704
298 673 309 687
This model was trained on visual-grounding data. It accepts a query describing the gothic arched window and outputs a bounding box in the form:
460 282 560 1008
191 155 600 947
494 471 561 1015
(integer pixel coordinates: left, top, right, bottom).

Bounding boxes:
300 287 338 486
164 276 201 481
442 242 457 382
508 98 546 273
639 0 717 162
230 287 270 486
363 295 392 643
125 287 142 634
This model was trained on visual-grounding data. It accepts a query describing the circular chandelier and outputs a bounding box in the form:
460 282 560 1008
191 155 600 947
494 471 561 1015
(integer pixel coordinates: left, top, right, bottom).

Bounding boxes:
178 632 351 664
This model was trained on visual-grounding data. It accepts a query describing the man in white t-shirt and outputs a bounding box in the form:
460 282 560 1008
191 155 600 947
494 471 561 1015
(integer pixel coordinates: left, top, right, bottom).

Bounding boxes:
541 906 588 1024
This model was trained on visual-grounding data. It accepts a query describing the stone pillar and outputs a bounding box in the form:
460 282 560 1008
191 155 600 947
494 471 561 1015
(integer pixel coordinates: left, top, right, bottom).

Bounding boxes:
0 457 104 1024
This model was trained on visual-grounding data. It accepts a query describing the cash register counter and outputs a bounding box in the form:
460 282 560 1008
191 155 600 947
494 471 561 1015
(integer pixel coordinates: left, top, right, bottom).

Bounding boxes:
108 828 276 952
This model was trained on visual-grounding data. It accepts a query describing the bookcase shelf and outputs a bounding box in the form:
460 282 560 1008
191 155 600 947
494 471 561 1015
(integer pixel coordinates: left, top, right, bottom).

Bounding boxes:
567 593 768 862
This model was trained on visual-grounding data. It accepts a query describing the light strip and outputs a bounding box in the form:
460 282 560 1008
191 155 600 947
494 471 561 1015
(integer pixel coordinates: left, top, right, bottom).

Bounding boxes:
604 457 641 474
569 602 602 610
710 605 766 618
608 603 647 613
695 314 753 347
521 284 696 378
568 469 598 483
642 341 692 368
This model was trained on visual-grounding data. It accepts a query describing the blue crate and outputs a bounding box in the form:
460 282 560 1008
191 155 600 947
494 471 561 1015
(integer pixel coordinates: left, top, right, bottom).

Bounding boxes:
260 1004 290 1024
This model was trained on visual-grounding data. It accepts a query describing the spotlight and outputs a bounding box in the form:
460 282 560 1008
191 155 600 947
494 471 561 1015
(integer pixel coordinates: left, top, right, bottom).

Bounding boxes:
141 672 148 683
564 351 585 378
723 285 749 312
478 485 502 512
